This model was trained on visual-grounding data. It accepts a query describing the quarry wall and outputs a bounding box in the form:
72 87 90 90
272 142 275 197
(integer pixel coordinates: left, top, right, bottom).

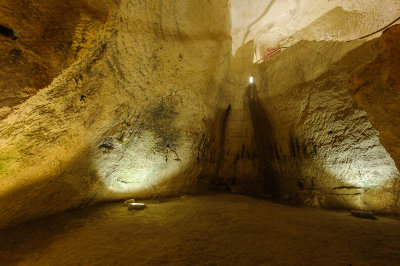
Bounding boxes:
0 0 400 228
0 0 231 227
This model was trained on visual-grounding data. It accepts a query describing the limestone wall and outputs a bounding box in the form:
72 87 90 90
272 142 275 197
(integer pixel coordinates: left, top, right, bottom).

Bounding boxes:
0 0 118 112
206 36 400 212
229 0 400 60
349 25 400 211
0 0 231 228
1 0 400 228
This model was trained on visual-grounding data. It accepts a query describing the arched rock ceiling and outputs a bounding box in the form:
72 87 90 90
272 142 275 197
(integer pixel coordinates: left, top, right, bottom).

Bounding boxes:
230 0 400 59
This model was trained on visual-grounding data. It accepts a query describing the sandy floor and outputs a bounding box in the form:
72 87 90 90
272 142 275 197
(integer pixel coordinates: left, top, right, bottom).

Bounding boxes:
1 193 400 265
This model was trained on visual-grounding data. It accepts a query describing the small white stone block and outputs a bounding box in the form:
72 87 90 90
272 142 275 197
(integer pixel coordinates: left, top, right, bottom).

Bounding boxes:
128 203 146 211
123 199 136 206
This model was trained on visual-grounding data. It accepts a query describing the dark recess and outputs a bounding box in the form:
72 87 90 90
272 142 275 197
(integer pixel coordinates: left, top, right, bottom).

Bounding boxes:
215 104 232 175
0 25 17 40
245 84 280 198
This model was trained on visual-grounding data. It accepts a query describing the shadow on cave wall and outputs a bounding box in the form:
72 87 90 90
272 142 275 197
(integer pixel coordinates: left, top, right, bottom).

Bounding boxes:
254 38 400 210
245 83 280 198
199 40 281 197
200 37 400 211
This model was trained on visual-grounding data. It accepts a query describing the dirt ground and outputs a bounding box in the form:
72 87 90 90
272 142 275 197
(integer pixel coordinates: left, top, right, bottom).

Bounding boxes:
0 193 399 265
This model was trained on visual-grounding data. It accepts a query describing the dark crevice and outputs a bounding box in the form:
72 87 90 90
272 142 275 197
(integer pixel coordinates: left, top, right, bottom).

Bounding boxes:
324 193 362 196
0 25 18 40
332 186 362 190
215 104 232 175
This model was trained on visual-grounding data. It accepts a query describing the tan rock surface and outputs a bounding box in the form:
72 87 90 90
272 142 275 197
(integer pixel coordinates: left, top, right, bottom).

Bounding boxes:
0 0 231 228
229 0 400 59
349 25 400 212
256 39 399 211
1 0 400 228
206 38 399 212
0 0 117 111
349 25 400 172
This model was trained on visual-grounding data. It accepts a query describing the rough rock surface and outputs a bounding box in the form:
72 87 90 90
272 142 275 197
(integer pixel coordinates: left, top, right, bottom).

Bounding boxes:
1 194 400 265
0 0 117 112
256 39 399 211
1 0 400 228
349 25 400 211
230 0 400 59
349 25 400 173
206 37 399 212
0 0 231 228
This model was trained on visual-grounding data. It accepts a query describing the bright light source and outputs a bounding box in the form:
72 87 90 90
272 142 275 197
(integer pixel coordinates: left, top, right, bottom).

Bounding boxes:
249 76 254 84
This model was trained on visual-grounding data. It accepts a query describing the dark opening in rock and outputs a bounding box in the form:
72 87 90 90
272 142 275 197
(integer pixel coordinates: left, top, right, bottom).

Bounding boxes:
0 25 17 40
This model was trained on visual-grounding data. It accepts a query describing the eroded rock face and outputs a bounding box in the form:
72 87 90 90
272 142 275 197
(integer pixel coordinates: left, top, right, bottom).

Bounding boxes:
0 0 231 227
256 40 399 211
349 25 400 169
229 0 400 59
1 0 400 228
0 0 118 112
349 25 400 207
206 38 399 212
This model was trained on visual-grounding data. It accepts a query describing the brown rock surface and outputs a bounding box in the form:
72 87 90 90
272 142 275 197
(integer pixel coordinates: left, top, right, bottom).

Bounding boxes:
0 0 231 228
349 25 400 173
1 194 400 265
205 38 399 212
0 0 117 111
1 0 400 228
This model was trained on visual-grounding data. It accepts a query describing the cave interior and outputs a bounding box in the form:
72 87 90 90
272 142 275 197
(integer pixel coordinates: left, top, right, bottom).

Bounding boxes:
1 0 400 265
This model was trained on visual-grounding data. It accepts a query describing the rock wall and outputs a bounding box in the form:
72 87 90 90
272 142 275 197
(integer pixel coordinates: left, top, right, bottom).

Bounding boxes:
0 0 118 113
1 0 400 228
349 25 400 209
257 40 399 211
229 0 400 59
0 0 231 228
206 36 400 212
200 41 268 195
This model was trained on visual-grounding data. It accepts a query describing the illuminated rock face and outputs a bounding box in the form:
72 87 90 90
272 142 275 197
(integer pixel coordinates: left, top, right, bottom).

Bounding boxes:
0 0 231 227
349 25 400 204
254 39 400 211
1 0 400 227
230 0 400 59
204 38 399 211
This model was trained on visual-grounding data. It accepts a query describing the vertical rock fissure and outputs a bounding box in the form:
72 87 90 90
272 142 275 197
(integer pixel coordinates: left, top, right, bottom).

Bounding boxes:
215 104 232 175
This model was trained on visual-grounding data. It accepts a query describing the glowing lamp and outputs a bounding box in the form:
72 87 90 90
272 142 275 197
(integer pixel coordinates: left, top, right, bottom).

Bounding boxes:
249 76 254 84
